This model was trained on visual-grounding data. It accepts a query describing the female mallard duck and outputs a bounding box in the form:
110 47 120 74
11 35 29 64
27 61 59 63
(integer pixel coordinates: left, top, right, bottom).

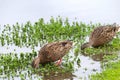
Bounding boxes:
32 40 73 68
81 23 120 50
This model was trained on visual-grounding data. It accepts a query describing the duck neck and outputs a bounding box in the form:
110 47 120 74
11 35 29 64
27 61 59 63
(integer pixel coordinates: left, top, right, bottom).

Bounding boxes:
81 42 91 50
38 55 44 63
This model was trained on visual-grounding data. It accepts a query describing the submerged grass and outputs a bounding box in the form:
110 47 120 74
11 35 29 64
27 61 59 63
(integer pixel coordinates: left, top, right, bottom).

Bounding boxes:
90 60 120 80
86 35 120 80
0 17 120 79
0 52 75 80
82 37 120 54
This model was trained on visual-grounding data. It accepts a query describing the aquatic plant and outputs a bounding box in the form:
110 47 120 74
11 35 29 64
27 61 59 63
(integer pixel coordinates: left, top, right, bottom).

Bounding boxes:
0 17 95 48
90 60 120 80
0 45 80 80
0 17 120 80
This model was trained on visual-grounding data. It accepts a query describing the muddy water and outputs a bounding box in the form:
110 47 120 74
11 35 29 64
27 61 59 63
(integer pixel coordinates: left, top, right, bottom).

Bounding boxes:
0 45 102 80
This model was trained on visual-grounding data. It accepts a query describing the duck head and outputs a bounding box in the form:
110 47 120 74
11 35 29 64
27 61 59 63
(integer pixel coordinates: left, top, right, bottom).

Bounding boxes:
116 26 120 32
81 42 91 50
112 23 120 32
31 57 40 68
60 40 73 49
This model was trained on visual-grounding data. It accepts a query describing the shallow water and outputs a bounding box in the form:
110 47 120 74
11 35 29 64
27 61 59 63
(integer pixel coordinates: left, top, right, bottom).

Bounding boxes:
0 45 102 80
73 55 101 80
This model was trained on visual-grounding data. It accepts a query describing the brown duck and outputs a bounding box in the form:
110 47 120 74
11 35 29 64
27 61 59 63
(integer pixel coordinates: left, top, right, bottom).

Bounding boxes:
32 40 73 68
81 23 120 50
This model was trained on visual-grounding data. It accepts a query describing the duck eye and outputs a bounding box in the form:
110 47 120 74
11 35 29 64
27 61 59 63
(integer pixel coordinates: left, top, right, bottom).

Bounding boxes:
113 27 116 32
62 42 67 46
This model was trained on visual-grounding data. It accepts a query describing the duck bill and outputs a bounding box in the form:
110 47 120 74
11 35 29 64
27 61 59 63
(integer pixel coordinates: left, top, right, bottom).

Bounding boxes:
118 26 120 32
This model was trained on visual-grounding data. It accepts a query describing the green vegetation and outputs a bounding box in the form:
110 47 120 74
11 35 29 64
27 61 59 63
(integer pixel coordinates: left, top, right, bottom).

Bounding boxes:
0 17 97 48
0 17 120 80
0 52 75 80
90 60 120 80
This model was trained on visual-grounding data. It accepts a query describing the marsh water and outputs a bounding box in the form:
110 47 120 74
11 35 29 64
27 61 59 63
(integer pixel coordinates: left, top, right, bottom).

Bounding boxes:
0 44 101 80
0 0 120 80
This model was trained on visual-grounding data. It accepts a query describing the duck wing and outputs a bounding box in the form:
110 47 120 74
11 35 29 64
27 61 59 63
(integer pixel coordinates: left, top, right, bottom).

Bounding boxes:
39 41 72 63
90 26 116 47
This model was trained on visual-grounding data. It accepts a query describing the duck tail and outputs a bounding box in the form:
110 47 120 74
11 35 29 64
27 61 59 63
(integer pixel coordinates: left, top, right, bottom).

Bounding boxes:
81 42 91 50
31 57 40 68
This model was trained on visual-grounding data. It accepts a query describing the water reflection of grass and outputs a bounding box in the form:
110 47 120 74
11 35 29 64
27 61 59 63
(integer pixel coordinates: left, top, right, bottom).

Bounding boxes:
0 17 120 80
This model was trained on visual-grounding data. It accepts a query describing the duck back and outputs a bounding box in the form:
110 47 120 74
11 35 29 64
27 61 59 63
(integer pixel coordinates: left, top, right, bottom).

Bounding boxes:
90 25 118 47
38 40 73 63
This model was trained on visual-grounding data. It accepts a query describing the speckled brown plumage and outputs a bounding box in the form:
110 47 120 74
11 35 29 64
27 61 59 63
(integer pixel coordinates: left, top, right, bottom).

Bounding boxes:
81 23 120 50
32 40 73 68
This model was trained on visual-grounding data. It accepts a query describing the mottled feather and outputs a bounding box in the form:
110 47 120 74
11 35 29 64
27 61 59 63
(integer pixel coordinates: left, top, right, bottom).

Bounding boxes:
81 23 120 50
32 40 72 68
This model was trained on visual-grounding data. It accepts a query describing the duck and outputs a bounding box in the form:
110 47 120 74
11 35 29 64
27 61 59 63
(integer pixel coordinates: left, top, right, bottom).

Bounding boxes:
32 40 73 68
81 23 120 50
